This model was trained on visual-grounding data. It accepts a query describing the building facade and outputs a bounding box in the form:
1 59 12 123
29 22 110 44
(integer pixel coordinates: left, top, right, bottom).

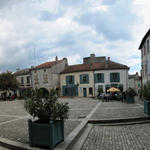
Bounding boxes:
15 57 68 96
15 68 32 97
60 64 94 97
129 72 142 94
30 57 68 93
94 69 128 95
60 54 129 97
139 28 150 85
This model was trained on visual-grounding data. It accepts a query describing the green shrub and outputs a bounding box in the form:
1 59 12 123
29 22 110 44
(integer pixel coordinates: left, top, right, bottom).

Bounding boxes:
24 88 69 121
143 81 150 101
125 88 137 98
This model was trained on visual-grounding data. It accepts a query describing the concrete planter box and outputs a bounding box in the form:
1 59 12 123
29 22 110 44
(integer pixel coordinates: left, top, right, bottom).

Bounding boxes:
125 96 135 104
144 101 150 115
28 119 64 150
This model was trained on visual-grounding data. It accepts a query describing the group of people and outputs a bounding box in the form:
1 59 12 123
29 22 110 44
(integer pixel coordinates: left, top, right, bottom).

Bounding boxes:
98 91 126 102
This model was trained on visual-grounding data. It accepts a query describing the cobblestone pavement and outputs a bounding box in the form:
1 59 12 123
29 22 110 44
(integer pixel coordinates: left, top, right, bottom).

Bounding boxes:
0 98 99 144
81 123 150 150
91 100 146 119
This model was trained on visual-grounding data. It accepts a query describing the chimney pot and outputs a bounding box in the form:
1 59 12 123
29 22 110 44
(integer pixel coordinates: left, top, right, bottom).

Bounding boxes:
90 54 95 58
55 56 58 62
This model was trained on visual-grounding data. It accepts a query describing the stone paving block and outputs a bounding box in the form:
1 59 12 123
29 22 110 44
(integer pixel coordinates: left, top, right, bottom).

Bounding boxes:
0 100 28 117
91 101 146 119
0 116 17 123
81 123 150 150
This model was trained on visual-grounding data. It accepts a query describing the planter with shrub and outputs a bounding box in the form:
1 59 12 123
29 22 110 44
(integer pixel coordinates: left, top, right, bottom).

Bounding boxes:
24 88 69 150
125 88 137 103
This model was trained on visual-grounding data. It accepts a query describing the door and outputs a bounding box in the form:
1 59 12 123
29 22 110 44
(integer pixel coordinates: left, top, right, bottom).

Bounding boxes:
83 88 87 97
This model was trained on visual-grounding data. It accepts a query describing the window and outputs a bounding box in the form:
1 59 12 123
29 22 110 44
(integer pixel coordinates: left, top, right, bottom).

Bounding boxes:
44 69 46 72
34 70 36 73
34 75 39 84
89 88 93 95
144 45 146 55
138 83 141 88
80 74 89 84
21 77 24 85
110 73 120 82
66 75 74 85
94 73 104 83
145 64 147 75
147 40 149 53
43 74 48 83
27 76 30 84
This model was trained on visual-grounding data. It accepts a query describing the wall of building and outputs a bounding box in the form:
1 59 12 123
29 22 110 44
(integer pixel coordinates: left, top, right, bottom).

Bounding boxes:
16 74 32 88
31 59 68 91
94 69 129 95
60 71 94 97
129 78 135 89
141 34 150 85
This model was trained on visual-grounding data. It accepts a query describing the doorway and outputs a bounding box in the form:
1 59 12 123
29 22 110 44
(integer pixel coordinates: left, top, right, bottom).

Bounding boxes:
83 88 87 97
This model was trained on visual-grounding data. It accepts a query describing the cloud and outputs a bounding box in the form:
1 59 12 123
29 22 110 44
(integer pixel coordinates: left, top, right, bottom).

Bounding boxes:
0 0 149 75
101 0 116 5
76 0 138 41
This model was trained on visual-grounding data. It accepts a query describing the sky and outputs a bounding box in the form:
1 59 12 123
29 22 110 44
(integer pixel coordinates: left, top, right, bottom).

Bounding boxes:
0 0 150 74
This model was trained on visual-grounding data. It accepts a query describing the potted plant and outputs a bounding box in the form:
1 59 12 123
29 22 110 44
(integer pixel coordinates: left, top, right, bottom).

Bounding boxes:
125 88 137 103
143 82 150 115
24 88 69 150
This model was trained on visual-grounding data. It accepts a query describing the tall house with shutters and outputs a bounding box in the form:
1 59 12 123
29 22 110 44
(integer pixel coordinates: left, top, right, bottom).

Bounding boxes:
60 64 94 97
60 54 129 97
139 28 150 85
30 57 68 94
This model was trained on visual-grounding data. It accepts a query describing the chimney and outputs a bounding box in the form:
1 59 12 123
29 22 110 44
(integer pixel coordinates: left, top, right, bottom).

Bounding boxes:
90 53 95 58
55 56 58 62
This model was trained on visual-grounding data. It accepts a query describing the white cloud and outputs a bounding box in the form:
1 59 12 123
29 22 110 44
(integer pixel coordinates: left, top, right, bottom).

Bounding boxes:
0 0 149 74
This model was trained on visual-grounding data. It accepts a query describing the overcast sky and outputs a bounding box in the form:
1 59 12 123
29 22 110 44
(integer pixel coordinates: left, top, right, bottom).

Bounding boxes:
0 0 149 74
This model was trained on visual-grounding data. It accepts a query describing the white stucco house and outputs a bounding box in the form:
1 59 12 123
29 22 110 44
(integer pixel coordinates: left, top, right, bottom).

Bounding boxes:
128 72 141 94
60 54 129 97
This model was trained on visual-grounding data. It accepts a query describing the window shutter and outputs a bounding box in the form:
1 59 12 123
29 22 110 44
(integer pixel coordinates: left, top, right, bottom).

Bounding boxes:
102 73 104 83
86 74 89 83
94 74 97 83
66 76 69 85
117 73 120 82
110 73 113 82
62 86 65 96
80 75 83 84
72 76 75 84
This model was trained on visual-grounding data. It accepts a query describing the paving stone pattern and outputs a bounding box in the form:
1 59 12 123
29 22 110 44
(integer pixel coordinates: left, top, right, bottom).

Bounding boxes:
0 98 99 144
91 101 146 119
81 123 150 150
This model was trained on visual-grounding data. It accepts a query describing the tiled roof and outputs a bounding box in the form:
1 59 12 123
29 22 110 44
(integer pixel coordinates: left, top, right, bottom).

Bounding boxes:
139 28 150 49
31 59 64 70
14 68 30 76
61 60 129 74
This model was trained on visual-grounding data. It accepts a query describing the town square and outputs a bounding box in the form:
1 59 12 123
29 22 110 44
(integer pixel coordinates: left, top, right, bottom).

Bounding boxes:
0 0 150 150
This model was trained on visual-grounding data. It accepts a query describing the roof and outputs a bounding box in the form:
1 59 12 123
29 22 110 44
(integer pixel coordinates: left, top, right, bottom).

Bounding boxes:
31 59 64 70
61 60 129 74
139 28 150 49
129 74 141 80
14 68 30 76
